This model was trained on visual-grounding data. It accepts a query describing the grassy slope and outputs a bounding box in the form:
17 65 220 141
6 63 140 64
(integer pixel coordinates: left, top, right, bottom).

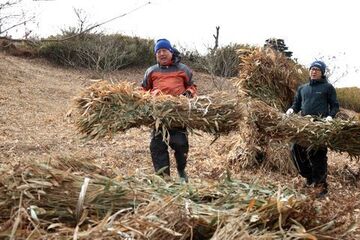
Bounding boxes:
0 52 359 238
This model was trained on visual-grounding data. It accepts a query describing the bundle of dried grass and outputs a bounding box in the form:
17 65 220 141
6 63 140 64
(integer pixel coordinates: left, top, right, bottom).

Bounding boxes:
250 100 360 158
234 47 306 111
227 99 296 173
262 141 295 172
75 81 243 140
0 159 355 239
66 178 355 239
228 137 295 173
227 116 263 168
0 162 141 226
228 48 307 171
337 107 360 120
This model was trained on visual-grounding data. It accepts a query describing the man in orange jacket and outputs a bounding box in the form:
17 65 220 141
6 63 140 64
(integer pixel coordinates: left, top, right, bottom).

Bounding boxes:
141 38 197 182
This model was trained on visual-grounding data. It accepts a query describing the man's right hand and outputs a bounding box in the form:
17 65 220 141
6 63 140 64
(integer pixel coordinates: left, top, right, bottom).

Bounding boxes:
286 108 294 115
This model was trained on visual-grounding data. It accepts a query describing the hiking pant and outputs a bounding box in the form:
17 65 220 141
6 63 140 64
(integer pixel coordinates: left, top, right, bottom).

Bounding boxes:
150 128 189 176
290 143 328 184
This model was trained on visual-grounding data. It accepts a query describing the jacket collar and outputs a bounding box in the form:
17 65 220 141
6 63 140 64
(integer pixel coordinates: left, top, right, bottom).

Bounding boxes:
309 77 327 85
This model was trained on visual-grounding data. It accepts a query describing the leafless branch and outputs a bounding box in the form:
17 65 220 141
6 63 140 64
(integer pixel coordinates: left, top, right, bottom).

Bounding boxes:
0 16 35 34
43 1 151 42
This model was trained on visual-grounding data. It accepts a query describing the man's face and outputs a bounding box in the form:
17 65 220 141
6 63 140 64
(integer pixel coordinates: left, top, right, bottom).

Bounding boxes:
156 49 173 66
309 67 322 80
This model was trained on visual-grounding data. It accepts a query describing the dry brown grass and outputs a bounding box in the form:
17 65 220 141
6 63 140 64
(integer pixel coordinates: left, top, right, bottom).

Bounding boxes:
249 100 360 157
228 48 307 172
234 47 306 111
0 51 359 239
75 81 242 140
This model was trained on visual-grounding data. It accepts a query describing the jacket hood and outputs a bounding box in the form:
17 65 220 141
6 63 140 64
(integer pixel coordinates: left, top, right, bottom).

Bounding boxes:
172 48 181 64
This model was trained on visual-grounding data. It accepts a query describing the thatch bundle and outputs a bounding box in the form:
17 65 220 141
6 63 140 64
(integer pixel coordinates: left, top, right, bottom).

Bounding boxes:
227 116 264 167
228 48 308 171
227 104 295 172
0 159 355 239
250 100 360 158
234 48 306 111
337 107 360 120
0 162 140 226
75 81 242 140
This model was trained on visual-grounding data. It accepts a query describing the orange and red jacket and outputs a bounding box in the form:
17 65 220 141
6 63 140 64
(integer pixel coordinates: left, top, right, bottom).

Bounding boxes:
141 59 197 97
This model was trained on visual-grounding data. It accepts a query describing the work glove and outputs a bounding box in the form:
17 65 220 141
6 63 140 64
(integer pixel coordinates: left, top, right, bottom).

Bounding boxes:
325 116 333 122
182 90 192 98
286 108 294 115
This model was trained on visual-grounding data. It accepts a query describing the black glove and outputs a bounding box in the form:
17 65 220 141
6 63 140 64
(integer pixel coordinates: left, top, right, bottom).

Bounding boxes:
182 90 192 98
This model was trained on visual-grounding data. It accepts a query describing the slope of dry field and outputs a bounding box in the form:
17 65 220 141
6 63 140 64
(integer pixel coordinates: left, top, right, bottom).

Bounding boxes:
0 52 359 238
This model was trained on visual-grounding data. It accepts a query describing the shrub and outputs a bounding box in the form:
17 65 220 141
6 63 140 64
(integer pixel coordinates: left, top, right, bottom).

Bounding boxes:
181 43 254 78
38 33 155 71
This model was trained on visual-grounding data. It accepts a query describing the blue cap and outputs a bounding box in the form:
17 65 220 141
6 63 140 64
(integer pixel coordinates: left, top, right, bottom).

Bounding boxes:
154 39 173 53
310 60 326 75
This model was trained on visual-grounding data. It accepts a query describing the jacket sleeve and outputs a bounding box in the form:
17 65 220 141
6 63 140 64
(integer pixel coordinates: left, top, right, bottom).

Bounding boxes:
183 64 197 96
291 86 302 113
328 85 339 117
141 68 152 91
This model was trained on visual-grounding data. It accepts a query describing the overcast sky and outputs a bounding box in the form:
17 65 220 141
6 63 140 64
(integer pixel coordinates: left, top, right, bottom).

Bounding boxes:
8 0 360 88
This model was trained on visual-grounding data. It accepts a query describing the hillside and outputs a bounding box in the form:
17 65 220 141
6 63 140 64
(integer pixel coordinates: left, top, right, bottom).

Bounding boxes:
0 51 225 175
1 52 360 238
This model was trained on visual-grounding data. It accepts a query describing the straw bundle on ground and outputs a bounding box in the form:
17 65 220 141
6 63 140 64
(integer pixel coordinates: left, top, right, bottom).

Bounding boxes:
250 100 360 158
0 159 355 239
227 101 296 173
234 47 306 111
228 48 307 171
227 116 263 168
0 162 141 226
75 81 243 140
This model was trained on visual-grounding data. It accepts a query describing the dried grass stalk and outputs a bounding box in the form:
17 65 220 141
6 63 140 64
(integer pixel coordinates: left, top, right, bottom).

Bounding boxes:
75 81 243 140
250 100 360 158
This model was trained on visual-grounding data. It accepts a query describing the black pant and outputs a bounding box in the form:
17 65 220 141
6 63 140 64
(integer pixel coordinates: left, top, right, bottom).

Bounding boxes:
290 143 328 184
150 128 189 176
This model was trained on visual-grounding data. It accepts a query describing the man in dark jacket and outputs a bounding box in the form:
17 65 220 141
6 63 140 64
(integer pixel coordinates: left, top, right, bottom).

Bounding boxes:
142 38 197 182
286 60 339 197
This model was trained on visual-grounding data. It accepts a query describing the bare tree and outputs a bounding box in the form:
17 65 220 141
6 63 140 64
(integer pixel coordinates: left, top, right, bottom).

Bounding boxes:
0 0 35 37
73 8 89 33
212 26 220 51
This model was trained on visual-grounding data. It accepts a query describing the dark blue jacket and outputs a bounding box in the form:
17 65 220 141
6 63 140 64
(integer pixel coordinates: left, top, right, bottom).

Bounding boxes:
291 78 339 117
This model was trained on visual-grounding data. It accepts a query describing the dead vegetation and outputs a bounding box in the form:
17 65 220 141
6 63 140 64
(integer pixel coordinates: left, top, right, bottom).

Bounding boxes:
75 81 242 140
1 51 360 239
0 157 356 239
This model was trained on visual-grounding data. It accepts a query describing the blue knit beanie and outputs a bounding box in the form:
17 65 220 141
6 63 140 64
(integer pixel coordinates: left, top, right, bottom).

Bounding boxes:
310 60 326 75
154 39 173 53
